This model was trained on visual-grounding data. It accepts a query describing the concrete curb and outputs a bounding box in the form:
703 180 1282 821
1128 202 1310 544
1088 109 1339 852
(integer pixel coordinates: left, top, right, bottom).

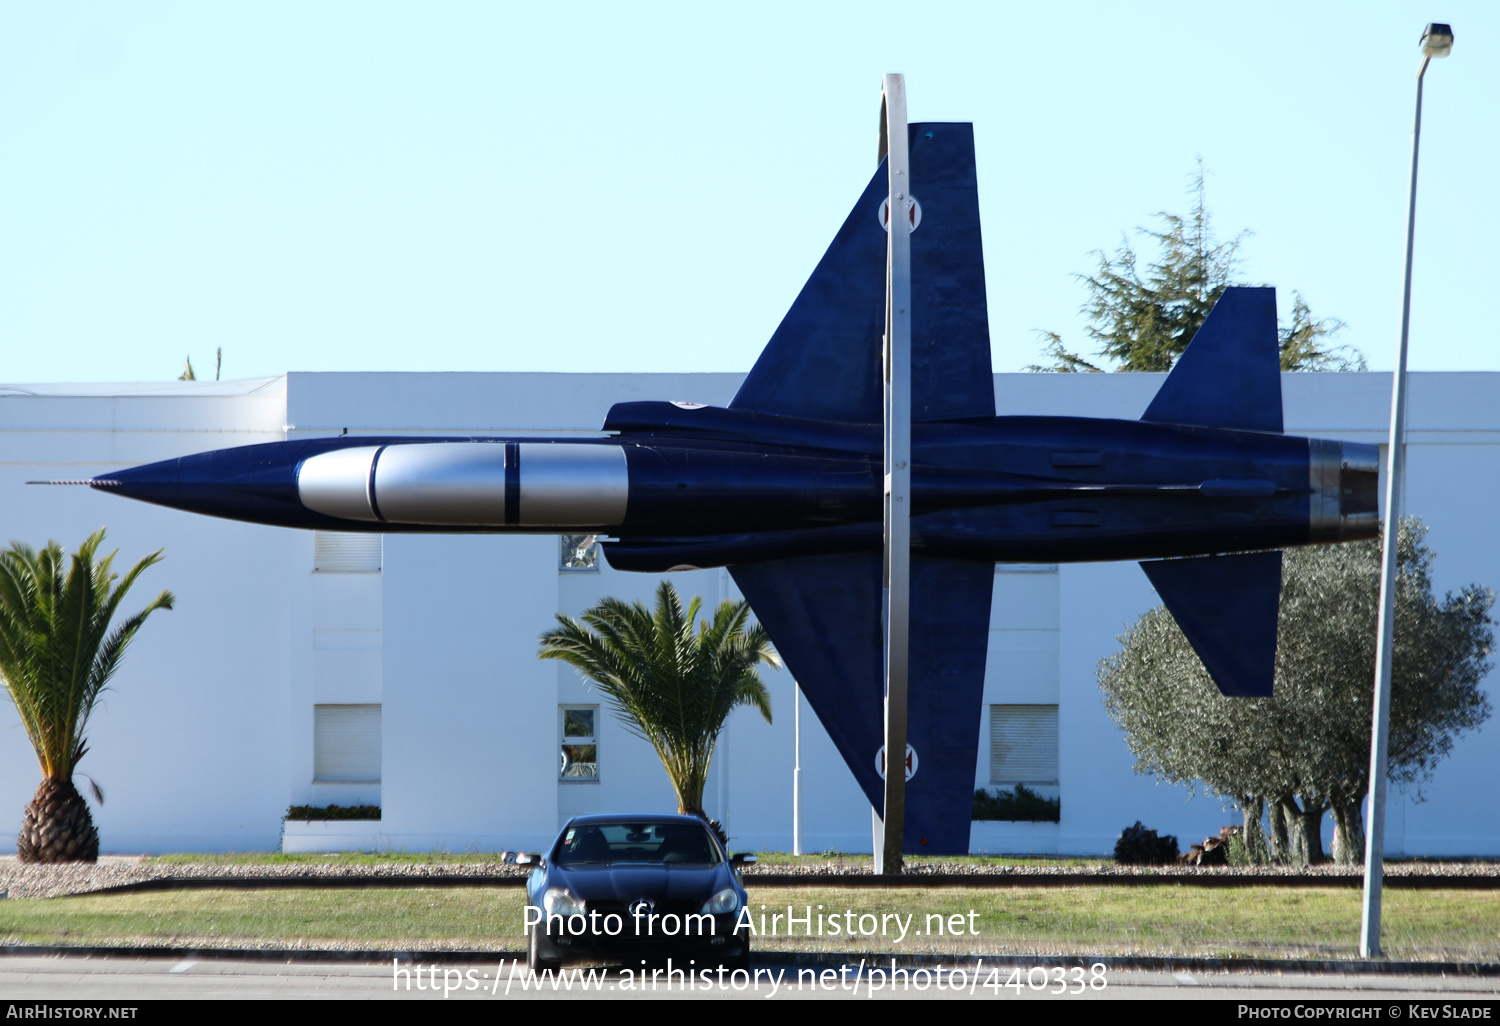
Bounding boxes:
0 945 1494 977
83 875 525 896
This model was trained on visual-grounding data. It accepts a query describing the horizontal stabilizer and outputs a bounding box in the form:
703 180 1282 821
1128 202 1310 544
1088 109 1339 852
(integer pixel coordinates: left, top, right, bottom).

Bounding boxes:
731 552 992 853
1141 287 1283 434
731 123 993 425
1139 550 1282 697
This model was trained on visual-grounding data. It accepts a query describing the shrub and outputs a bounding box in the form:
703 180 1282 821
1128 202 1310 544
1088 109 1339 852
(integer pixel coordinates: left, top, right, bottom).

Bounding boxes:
972 784 1060 822
1113 821 1179 864
286 804 381 821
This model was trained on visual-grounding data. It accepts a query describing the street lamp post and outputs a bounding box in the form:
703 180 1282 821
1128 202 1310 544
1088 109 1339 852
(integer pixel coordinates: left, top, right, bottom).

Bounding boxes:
1360 21 1453 961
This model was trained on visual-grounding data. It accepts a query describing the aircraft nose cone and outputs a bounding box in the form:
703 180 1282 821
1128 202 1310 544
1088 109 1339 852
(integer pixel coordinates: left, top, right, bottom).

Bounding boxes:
89 445 304 524
91 459 180 504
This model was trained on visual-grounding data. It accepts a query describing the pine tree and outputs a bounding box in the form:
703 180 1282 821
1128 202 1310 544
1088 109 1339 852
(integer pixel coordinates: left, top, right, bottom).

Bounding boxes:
1030 164 1364 373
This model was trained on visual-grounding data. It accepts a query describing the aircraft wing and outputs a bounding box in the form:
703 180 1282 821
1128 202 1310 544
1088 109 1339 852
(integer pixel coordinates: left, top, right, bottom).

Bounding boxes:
731 551 993 854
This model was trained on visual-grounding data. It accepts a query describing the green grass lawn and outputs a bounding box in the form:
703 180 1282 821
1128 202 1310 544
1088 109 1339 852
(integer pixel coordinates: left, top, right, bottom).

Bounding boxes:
744 886 1500 961
0 885 1494 961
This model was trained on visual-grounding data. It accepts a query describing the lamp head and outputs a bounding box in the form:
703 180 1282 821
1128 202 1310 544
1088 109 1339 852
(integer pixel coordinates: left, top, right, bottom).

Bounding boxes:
1420 23 1454 58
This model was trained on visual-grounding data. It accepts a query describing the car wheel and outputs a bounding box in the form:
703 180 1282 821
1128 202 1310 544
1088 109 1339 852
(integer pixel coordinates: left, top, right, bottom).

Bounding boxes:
528 924 561 975
721 935 750 972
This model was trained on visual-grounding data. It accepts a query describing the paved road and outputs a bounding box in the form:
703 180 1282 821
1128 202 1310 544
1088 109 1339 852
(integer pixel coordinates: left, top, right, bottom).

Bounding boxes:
1 955 1498 1001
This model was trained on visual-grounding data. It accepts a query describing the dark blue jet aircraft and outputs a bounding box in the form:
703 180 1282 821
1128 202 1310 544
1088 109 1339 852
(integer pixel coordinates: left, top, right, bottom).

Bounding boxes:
88 125 1378 853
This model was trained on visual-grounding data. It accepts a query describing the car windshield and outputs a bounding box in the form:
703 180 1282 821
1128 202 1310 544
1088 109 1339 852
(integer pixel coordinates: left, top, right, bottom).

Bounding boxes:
554 822 723 868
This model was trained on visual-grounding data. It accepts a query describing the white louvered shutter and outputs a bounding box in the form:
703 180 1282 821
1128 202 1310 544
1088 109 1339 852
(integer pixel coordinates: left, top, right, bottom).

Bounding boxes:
314 704 382 782
989 705 1059 784
313 532 382 572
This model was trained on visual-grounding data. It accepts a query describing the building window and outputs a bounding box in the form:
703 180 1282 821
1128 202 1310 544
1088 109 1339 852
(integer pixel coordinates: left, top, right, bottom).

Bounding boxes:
989 704 1058 785
314 704 382 782
560 534 600 572
314 532 382 573
560 705 599 780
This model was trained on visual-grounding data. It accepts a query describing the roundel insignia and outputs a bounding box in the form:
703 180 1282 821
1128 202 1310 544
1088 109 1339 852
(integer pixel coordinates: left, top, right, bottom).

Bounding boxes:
879 196 921 233
671 401 707 410
875 744 918 781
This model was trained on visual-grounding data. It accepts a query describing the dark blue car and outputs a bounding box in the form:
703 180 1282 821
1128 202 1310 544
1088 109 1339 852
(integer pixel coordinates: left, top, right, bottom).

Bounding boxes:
518 813 755 974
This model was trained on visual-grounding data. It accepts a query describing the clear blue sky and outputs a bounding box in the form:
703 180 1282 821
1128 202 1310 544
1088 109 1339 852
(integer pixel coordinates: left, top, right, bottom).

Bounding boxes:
3 2 1494 382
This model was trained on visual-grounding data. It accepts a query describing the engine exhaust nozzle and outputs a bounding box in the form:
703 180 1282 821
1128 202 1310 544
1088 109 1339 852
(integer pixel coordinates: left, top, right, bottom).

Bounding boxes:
1309 439 1379 542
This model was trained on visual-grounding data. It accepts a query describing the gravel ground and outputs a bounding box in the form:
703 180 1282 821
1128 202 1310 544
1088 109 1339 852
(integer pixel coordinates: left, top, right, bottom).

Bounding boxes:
745 860 1500 879
0 857 530 899
0 856 1495 900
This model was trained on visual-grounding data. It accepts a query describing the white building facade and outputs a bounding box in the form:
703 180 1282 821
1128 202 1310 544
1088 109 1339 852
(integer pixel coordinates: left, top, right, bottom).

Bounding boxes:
1 371 1496 856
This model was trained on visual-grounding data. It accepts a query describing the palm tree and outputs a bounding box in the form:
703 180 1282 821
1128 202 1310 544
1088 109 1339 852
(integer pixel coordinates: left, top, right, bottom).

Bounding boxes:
0 530 174 862
538 581 777 818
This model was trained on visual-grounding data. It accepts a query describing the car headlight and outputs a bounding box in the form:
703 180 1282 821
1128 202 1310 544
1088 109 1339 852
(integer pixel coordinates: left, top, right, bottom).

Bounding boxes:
700 887 739 915
542 887 585 917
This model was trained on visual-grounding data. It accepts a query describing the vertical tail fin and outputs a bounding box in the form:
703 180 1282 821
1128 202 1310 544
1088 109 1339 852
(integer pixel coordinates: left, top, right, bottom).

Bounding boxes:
730 124 993 425
1141 286 1283 433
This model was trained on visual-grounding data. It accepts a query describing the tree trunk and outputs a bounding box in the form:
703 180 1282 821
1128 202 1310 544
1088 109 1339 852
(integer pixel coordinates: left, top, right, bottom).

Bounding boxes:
673 765 708 820
1297 796 1328 865
1272 795 1299 864
1331 796 1366 865
1241 796 1269 865
686 808 730 849
17 777 98 863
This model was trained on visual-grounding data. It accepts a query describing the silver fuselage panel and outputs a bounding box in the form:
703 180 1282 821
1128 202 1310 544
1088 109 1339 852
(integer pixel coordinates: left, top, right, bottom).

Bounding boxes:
376 442 508 525
515 443 628 527
295 441 629 528
296 445 383 523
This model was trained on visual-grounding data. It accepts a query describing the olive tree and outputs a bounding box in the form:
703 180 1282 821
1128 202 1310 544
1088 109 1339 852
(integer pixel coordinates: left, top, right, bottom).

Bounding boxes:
1099 519 1492 864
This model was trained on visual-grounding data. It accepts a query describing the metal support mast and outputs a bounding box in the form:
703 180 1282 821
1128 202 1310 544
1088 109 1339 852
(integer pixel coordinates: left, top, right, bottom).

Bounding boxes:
877 73 911 877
